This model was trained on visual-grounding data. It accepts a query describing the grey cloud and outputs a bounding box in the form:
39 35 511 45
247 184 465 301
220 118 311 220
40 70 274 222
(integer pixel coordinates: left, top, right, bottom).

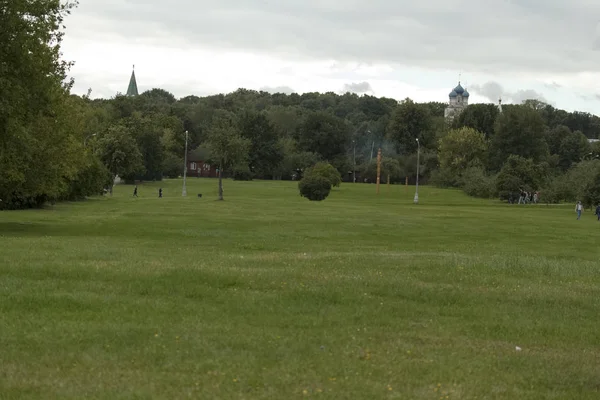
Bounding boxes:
342 82 373 94
511 89 548 104
471 81 547 104
596 94 600 101
470 82 504 102
260 86 296 94
70 0 600 74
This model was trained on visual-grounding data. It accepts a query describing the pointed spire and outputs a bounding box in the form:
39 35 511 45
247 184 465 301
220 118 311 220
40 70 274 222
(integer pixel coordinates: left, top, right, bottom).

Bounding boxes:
126 65 138 96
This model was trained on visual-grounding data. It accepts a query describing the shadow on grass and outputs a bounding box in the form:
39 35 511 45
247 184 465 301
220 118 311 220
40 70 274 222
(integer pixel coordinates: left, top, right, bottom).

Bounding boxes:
0 222 103 238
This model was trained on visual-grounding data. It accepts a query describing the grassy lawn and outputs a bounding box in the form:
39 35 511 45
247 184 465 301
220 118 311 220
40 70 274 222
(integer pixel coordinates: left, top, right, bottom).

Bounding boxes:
1 179 599 399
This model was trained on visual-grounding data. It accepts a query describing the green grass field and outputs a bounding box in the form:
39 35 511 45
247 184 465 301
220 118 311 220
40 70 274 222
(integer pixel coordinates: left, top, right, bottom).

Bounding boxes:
1 179 599 399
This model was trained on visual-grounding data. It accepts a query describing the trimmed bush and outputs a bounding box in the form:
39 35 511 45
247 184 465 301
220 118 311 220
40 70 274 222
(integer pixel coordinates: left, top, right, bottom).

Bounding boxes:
304 162 342 188
298 175 332 201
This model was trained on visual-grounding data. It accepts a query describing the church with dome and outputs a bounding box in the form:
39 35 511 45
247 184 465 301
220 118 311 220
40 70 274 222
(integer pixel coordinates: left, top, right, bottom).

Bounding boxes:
444 82 469 120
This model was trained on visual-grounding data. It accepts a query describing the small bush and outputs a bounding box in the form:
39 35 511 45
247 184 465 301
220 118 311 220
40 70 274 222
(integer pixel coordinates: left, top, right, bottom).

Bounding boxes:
304 162 342 187
231 163 253 181
459 167 497 198
233 169 253 181
298 175 332 201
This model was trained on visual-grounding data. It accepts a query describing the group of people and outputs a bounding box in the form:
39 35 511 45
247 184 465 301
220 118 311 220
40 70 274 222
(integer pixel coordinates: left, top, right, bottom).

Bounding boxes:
518 190 539 204
575 201 600 221
507 190 539 204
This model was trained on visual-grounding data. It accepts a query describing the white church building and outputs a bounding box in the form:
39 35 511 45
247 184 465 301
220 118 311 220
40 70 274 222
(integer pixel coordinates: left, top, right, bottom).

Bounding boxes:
444 82 469 120
444 81 504 120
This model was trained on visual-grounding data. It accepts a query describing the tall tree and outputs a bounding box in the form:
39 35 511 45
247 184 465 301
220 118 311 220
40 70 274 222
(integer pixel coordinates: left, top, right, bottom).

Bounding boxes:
96 125 145 192
496 155 548 199
386 98 434 154
0 0 88 209
452 103 499 137
558 131 591 171
438 127 488 177
238 111 284 178
205 111 250 200
295 111 351 162
545 125 572 155
488 105 549 171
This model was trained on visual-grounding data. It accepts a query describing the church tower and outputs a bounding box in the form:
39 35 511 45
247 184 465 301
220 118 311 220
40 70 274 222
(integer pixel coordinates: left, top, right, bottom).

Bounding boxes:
126 65 139 96
444 81 469 121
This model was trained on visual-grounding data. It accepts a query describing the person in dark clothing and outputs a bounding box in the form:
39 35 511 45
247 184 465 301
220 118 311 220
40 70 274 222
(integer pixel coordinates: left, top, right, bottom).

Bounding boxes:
595 204 600 221
133 185 138 197
159 188 163 198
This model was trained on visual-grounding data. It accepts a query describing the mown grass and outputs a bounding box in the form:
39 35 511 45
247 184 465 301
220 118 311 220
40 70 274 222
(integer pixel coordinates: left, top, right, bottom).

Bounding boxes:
1 179 599 399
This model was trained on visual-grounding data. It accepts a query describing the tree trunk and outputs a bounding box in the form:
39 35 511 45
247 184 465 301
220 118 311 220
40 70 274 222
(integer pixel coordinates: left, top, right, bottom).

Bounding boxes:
218 162 224 201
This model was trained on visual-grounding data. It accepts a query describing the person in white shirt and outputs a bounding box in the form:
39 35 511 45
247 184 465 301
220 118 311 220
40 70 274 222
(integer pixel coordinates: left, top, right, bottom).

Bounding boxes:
575 201 583 220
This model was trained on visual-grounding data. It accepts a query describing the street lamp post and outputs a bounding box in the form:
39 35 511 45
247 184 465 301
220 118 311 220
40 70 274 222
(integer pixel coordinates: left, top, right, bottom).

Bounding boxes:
352 140 356 183
414 138 420 204
182 130 188 197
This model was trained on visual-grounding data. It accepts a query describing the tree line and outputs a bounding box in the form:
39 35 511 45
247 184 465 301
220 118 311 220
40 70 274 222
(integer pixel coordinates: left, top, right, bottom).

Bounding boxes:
2 1 600 209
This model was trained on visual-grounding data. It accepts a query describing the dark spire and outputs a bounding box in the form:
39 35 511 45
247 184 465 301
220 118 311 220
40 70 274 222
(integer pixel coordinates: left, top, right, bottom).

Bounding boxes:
126 65 138 96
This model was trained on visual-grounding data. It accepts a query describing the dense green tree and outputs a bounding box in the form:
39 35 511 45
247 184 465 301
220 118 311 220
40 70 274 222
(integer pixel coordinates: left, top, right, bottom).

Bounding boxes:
238 111 284 178
66 157 112 200
0 0 95 209
96 125 145 191
276 137 322 180
545 125 572 155
205 111 251 200
266 106 304 138
459 167 496 198
140 88 176 104
359 156 403 184
452 103 499 137
438 127 488 176
295 111 351 162
582 170 600 208
496 155 548 199
488 105 549 171
121 114 164 181
558 131 591 171
386 98 434 154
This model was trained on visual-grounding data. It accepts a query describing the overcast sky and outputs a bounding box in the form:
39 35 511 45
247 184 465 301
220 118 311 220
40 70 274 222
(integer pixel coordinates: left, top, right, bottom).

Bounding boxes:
61 0 600 113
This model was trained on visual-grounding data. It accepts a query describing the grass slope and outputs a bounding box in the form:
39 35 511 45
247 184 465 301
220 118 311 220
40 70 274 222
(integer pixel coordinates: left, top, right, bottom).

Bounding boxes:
1 179 599 399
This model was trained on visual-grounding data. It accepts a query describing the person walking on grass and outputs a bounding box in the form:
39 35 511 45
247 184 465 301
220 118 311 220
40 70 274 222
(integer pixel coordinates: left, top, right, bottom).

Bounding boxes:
133 185 138 197
159 188 163 198
595 204 600 221
576 201 583 220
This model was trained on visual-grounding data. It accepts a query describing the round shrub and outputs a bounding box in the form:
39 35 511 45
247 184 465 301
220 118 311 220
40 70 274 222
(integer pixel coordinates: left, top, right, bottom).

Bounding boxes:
232 164 253 181
233 169 253 181
304 162 342 187
298 175 332 201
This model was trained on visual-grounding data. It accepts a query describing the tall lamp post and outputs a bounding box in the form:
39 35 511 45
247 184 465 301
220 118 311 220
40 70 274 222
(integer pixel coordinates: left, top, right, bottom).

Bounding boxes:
182 130 188 197
414 138 420 204
352 140 356 183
